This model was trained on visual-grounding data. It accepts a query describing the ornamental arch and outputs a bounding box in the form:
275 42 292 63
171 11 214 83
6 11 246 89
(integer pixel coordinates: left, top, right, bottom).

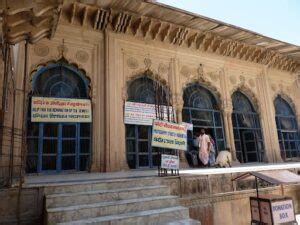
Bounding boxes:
274 95 300 160
182 83 226 162
231 90 264 163
125 74 174 169
26 59 92 173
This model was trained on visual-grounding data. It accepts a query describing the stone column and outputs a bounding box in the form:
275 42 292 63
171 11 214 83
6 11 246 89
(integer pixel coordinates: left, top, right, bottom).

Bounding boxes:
174 94 189 168
294 73 300 133
222 109 230 149
257 69 282 162
222 105 236 161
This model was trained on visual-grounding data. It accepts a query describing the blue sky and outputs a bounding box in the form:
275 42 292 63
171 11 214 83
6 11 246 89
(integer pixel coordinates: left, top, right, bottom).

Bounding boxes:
158 0 300 46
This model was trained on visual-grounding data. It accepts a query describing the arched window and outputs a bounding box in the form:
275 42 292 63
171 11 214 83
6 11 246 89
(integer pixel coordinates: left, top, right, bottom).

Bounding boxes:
182 84 225 161
127 76 167 105
274 96 300 160
125 76 171 169
26 61 91 173
232 91 264 163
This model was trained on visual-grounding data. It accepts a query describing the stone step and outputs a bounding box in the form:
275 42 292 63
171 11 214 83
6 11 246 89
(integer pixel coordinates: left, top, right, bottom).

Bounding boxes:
46 185 170 208
44 177 161 195
56 206 190 225
47 195 179 224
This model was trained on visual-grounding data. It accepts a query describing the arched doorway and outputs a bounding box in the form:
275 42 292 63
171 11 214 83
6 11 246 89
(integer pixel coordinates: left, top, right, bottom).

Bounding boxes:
232 91 264 163
274 96 300 160
125 76 171 169
182 84 226 157
26 61 91 173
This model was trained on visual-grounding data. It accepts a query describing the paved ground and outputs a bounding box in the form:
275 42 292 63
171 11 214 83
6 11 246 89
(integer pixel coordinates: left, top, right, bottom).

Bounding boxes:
23 162 300 187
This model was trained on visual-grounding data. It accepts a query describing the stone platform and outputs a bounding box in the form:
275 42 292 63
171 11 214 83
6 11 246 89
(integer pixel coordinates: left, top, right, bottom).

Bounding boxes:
2 162 300 225
24 162 300 187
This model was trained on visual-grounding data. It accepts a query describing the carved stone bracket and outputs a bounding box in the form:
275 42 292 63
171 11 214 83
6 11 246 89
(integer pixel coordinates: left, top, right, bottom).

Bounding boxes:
55 2 300 73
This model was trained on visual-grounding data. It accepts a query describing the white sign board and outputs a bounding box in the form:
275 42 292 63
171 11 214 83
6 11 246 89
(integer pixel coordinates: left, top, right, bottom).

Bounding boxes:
161 154 179 170
124 102 175 126
31 97 92 123
271 199 295 224
250 197 295 224
182 122 193 131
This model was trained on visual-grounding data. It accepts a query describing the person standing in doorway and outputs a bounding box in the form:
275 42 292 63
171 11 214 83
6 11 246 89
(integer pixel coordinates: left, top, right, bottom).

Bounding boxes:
198 128 211 166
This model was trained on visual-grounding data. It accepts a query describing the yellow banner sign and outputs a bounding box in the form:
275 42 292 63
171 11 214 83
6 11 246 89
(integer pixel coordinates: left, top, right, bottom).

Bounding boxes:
31 97 92 123
151 120 187 151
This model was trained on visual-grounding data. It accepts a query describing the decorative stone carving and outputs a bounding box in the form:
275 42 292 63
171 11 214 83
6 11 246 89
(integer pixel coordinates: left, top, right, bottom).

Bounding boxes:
33 44 49 57
75 50 89 63
229 75 237 85
230 84 259 113
56 2 300 73
239 75 246 83
29 58 91 94
144 58 152 69
180 65 192 78
158 63 168 74
57 44 68 56
208 71 219 81
173 93 184 111
127 69 168 90
271 84 277 92
197 64 204 78
272 92 296 114
182 79 223 109
248 79 255 87
126 57 139 70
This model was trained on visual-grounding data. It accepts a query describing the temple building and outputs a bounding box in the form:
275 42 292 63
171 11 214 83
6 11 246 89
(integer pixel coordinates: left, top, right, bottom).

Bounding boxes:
1 1 300 225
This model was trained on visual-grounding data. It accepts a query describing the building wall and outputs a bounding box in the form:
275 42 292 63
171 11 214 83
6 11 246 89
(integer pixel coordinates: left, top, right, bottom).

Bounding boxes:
1 22 299 173
105 30 299 170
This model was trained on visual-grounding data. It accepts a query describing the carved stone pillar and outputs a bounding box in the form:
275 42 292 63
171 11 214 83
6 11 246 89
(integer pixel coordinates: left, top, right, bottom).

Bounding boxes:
222 106 236 161
222 110 230 149
226 110 237 161
294 73 300 133
174 94 189 168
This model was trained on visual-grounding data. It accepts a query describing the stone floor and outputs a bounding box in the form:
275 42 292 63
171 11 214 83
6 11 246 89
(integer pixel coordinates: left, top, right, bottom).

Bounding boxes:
23 162 300 187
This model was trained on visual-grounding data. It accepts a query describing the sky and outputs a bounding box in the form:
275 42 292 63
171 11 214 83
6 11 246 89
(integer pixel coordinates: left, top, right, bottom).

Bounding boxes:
157 0 300 46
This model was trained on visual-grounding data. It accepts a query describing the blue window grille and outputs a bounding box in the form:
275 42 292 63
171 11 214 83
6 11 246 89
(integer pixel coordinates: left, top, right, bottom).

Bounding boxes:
274 96 300 160
232 91 264 163
182 84 226 157
125 76 172 169
26 60 91 173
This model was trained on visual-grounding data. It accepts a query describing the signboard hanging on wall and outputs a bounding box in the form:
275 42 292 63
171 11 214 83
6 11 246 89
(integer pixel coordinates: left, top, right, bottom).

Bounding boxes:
151 120 187 151
31 97 92 123
124 101 175 126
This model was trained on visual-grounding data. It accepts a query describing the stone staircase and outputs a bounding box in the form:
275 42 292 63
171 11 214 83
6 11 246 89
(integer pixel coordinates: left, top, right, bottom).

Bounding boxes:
44 177 200 225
